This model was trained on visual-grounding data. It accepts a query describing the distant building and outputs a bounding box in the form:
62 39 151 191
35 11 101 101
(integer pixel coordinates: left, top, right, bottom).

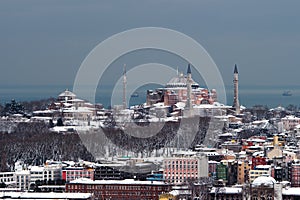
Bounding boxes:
220 160 238 186
66 178 171 200
249 165 271 183
58 89 76 102
291 163 300 187
94 165 130 180
252 156 267 170
216 163 227 183
0 172 16 187
208 161 218 180
209 186 243 200
0 192 93 200
163 152 208 184
147 65 217 108
250 175 281 200
237 159 251 184
29 166 44 184
281 115 300 131
43 163 62 182
62 167 94 183
15 170 30 191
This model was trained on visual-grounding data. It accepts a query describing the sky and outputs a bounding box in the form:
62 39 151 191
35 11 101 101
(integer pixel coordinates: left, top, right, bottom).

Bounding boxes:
0 0 300 104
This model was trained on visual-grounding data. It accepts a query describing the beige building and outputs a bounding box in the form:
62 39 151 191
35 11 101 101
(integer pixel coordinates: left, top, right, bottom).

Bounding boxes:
267 146 283 160
237 159 252 184
249 165 271 183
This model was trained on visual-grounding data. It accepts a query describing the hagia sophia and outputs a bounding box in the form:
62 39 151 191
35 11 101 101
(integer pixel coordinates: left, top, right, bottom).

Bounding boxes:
146 65 217 106
146 64 218 108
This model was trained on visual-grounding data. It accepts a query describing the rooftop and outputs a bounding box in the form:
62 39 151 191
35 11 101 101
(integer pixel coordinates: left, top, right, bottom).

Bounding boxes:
69 178 167 185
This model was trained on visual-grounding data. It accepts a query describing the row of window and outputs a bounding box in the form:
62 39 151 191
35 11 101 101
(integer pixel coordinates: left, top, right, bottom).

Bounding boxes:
165 172 198 175
165 160 198 165
165 164 198 169
68 184 163 191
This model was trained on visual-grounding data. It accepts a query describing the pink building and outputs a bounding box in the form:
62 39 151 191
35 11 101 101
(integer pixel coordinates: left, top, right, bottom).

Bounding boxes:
291 164 300 187
163 152 208 184
62 167 94 182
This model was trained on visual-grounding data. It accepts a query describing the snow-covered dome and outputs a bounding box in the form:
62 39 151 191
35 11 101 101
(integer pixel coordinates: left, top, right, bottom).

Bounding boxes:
58 89 76 98
165 73 199 88
252 175 276 187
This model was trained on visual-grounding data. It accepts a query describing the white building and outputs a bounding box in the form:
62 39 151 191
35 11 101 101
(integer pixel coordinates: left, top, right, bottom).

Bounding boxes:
0 172 16 186
15 170 30 191
43 164 62 182
29 166 44 184
249 165 272 183
281 115 300 131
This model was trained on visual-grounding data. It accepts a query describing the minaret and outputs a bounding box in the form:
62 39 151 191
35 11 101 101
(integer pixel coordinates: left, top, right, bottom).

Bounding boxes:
123 64 127 109
233 64 240 114
185 64 193 110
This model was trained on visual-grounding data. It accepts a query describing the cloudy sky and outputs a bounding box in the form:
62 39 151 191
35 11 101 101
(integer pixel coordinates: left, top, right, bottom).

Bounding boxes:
1 0 300 95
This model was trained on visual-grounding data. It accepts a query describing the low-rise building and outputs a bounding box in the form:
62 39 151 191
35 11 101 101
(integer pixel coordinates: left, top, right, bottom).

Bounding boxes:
282 115 300 131
62 167 94 182
249 165 271 183
66 178 171 200
237 159 251 184
15 170 30 191
29 166 44 184
163 152 208 184
43 163 62 182
0 172 16 186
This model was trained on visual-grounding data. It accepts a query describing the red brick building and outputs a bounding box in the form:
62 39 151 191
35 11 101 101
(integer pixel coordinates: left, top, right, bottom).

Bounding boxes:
251 156 266 170
66 178 172 200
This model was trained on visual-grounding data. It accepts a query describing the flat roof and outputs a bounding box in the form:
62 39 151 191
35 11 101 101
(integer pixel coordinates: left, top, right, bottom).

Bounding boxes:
69 178 167 185
0 192 92 199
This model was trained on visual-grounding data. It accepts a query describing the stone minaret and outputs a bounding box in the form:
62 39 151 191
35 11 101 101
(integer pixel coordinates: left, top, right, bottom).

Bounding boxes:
233 64 240 114
123 64 127 109
185 64 193 110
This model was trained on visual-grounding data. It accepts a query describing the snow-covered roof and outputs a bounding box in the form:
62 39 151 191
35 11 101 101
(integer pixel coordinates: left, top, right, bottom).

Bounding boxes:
69 98 85 102
165 73 199 88
193 103 231 109
282 115 300 120
50 126 76 133
246 138 266 143
58 89 76 97
174 102 185 109
210 187 242 194
63 107 93 113
169 189 191 196
29 166 44 172
31 116 52 121
70 178 166 185
255 165 271 170
252 175 276 187
219 132 233 137
0 192 92 199
15 170 30 175
33 110 54 114
282 187 300 196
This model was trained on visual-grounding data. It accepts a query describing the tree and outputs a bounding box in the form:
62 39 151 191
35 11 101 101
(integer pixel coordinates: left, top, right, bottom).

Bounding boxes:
0 182 6 188
3 99 24 115
57 118 64 126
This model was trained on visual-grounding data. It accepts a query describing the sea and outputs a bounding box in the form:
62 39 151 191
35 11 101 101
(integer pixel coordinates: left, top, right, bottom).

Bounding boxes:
0 84 299 109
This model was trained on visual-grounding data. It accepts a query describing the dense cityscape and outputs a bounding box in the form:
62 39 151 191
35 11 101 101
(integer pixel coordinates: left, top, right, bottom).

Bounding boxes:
0 65 300 200
1 1 300 200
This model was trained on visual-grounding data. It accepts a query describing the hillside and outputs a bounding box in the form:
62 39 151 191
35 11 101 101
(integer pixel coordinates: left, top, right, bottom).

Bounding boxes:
0 121 94 171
